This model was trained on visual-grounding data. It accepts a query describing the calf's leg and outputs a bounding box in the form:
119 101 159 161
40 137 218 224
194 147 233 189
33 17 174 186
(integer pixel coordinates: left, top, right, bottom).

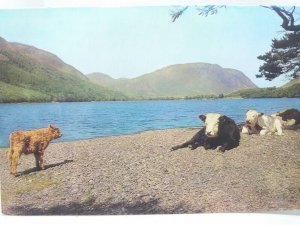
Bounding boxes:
11 149 22 176
274 119 283 135
34 152 45 170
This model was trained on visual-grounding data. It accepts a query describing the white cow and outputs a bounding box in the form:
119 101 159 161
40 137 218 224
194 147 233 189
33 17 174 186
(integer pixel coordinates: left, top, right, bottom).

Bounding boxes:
244 109 283 135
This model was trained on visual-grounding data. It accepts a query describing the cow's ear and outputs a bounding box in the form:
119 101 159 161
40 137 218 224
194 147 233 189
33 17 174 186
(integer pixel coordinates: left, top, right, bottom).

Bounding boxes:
259 112 264 116
219 116 227 123
199 115 206 121
49 124 54 129
219 116 229 124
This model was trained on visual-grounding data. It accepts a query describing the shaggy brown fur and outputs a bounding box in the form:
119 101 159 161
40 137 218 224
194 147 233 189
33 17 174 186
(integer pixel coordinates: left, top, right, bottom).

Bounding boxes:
8 125 62 176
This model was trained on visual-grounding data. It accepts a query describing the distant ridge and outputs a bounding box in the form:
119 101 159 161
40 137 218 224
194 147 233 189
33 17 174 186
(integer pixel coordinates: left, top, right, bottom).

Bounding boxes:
227 77 300 98
0 36 259 102
0 37 128 102
87 63 257 98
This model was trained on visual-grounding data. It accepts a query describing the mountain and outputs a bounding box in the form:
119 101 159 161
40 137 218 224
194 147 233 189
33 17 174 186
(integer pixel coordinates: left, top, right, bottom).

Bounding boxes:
87 72 120 87
282 76 300 88
87 63 257 99
0 37 128 103
227 77 300 98
0 36 258 102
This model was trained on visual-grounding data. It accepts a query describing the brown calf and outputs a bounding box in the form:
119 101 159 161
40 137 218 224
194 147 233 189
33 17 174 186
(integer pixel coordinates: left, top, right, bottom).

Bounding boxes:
8 125 62 176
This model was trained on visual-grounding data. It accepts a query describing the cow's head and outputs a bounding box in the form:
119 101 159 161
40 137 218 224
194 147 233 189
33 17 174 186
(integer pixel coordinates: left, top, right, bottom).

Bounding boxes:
48 124 62 139
199 113 223 138
245 110 263 126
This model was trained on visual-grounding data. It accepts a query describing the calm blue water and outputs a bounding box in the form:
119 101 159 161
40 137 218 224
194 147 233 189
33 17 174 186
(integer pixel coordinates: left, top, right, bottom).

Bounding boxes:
0 99 299 147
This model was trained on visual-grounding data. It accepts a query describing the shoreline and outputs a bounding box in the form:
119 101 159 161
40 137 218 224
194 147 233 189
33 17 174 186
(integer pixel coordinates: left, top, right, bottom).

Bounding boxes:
0 127 201 149
1 97 300 105
1 127 300 215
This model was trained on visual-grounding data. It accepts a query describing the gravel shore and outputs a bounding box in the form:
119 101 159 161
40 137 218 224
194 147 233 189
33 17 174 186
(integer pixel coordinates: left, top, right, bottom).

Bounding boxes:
1 128 300 215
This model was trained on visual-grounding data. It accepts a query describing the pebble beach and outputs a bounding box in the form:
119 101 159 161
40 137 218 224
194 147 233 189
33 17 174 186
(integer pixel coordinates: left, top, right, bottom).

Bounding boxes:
1 127 300 215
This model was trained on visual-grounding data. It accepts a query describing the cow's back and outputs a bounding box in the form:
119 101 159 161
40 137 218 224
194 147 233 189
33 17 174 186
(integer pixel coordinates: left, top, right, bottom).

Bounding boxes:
10 131 26 146
10 128 49 151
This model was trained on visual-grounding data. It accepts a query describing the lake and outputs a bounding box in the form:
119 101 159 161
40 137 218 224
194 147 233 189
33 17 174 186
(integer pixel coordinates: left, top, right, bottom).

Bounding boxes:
0 98 299 147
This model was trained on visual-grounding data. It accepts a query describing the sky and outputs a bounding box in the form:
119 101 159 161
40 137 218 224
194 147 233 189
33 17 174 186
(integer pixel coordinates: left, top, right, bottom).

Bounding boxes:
0 4 299 87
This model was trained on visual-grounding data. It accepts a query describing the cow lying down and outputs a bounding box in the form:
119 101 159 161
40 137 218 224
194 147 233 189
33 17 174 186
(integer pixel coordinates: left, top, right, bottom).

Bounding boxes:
171 113 240 152
272 108 300 127
241 109 283 135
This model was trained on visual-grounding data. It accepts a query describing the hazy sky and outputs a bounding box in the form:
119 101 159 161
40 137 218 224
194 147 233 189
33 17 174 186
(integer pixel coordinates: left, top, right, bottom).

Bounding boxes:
0 6 298 87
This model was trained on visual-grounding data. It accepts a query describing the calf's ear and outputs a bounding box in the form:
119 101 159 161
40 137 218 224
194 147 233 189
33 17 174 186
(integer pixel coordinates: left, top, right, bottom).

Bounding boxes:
199 115 206 121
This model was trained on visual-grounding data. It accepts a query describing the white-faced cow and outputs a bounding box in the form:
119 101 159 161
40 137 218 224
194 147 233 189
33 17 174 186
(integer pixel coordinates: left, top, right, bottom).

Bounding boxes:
171 113 240 152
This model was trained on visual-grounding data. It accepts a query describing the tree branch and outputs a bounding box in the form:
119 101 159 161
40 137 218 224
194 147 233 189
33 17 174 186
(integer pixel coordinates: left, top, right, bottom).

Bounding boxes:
170 6 189 22
170 5 300 32
196 5 226 17
271 6 300 32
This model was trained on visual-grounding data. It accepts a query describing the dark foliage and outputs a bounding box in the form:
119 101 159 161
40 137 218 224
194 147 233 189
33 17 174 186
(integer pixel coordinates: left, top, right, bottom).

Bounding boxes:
257 32 300 81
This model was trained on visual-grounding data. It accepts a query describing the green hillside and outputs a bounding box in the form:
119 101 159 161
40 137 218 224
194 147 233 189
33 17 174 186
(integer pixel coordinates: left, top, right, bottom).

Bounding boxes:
282 76 300 88
0 37 128 103
227 79 300 98
0 81 52 103
87 63 257 99
4 35 294 102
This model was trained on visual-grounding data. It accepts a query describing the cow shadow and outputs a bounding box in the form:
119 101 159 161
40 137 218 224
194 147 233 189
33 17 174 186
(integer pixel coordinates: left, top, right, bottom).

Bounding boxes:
16 159 74 177
285 124 300 130
4 196 201 215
